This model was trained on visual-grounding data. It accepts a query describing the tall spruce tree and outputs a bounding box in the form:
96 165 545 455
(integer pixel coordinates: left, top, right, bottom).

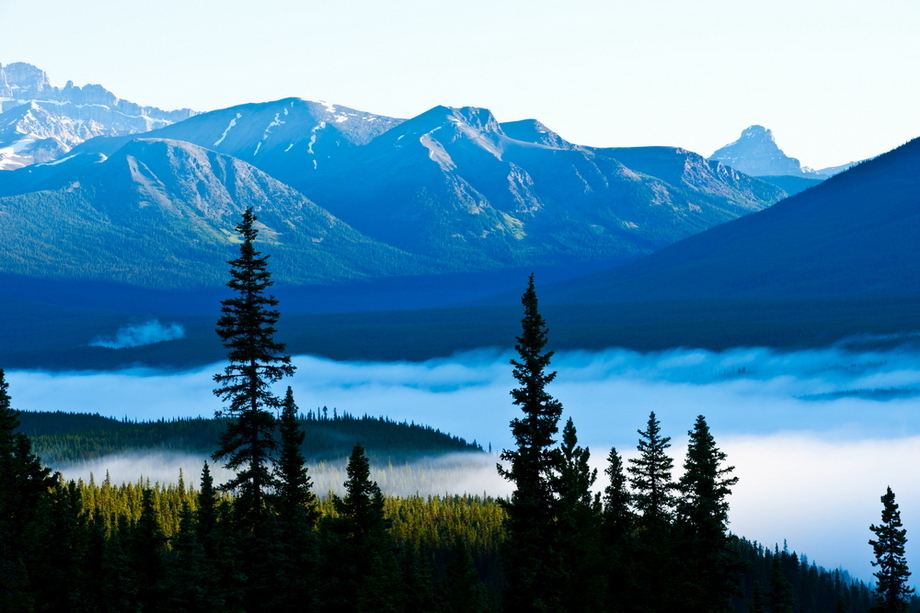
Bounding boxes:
603 446 634 613
0 368 56 611
869 487 913 613
627 411 677 612
674 415 742 612
628 411 675 525
212 207 295 521
320 444 398 613
273 387 319 613
274 387 318 523
554 417 605 612
497 274 565 613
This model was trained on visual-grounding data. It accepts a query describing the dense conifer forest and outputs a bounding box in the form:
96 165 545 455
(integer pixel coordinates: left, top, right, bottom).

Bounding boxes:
1 208 916 612
17 410 480 464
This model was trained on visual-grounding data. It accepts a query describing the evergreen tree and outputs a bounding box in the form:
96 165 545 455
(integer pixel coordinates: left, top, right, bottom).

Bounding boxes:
497 274 565 613
272 387 319 613
675 415 743 612
320 444 398 613
0 368 56 611
869 487 913 613
602 446 634 613
164 503 223 613
626 411 677 612
274 387 318 523
35 481 90 612
196 462 218 559
129 488 168 612
603 446 633 543
628 411 675 525
213 207 295 522
767 555 795 613
553 417 605 612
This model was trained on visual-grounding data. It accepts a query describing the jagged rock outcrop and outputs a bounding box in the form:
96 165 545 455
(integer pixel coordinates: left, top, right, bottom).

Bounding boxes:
0 62 194 169
709 125 818 177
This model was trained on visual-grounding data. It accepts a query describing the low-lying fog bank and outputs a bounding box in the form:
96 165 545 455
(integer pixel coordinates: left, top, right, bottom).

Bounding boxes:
11 338 920 584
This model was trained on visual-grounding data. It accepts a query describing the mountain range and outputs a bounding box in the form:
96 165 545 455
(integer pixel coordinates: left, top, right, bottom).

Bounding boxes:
2 61 918 368
0 63 789 296
0 62 194 170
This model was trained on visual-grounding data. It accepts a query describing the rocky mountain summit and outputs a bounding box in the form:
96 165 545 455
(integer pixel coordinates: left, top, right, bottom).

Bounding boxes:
709 125 817 177
709 125 859 179
0 62 194 169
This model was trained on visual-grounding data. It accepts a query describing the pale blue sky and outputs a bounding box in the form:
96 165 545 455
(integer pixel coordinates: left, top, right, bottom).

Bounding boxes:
1 0 918 170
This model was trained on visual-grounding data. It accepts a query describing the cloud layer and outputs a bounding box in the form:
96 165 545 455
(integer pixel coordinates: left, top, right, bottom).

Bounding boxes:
10 341 920 583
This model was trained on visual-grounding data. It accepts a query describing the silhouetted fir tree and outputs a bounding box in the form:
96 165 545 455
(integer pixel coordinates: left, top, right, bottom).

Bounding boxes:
627 411 677 612
196 462 217 558
212 207 294 523
194 462 244 612
674 415 743 612
211 208 294 613
869 487 913 613
497 274 565 613
0 368 57 612
603 446 634 613
554 417 605 612
320 443 398 613
603 447 633 544
628 411 675 526
272 387 319 613
768 555 795 613
130 487 168 612
275 388 318 520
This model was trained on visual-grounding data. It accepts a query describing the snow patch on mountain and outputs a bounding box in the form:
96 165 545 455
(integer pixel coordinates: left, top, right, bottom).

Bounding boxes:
0 62 195 169
419 133 456 171
213 113 241 147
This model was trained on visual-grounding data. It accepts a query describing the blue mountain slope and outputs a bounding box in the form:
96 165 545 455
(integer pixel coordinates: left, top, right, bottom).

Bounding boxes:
538 137 920 303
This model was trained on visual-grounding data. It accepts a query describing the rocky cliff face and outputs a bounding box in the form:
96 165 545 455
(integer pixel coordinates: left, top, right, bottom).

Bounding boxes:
0 62 194 169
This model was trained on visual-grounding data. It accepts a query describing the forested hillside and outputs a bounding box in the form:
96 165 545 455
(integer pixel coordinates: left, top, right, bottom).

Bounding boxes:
17 410 480 464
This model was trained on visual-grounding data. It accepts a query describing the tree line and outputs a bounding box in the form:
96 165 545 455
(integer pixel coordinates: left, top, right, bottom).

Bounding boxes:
18 409 480 465
0 207 915 612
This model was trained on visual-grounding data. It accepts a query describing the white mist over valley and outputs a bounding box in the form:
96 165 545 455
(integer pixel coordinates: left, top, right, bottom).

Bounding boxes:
10 339 920 584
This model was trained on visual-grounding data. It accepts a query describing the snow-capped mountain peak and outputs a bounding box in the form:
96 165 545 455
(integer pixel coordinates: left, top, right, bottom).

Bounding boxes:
0 62 195 170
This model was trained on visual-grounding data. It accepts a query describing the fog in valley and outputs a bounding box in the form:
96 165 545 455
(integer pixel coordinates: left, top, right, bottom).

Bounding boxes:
10 337 920 584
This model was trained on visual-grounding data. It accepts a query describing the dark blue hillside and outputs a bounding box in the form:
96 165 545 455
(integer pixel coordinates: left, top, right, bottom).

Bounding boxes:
538 136 920 304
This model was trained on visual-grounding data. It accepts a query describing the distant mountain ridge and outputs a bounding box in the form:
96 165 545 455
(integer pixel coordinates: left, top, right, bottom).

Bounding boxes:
709 125 858 179
0 69 790 293
0 137 428 288
0 62 195 169
538 136 920 304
